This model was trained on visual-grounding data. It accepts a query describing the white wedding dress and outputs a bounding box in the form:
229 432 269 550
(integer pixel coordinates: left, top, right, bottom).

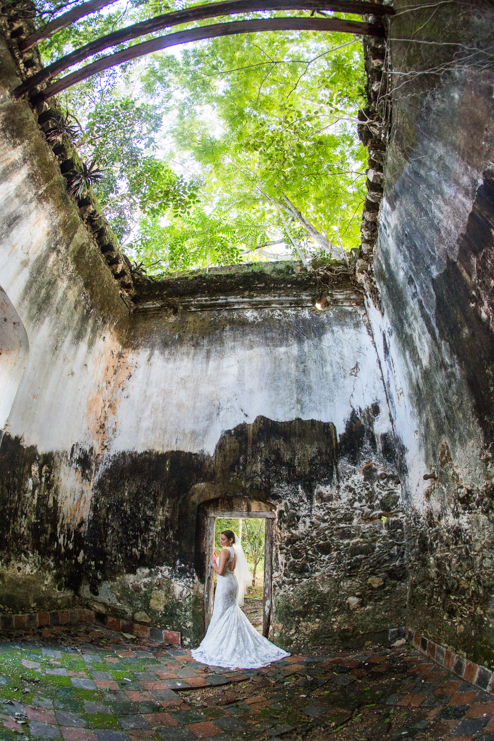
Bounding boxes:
191 546 290 669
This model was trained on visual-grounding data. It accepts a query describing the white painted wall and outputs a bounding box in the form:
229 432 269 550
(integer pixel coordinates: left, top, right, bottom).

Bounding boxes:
0 286 28 430
109 306 393 457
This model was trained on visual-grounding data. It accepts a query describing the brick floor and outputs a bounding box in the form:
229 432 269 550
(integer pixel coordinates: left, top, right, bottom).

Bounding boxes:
0 626 494 740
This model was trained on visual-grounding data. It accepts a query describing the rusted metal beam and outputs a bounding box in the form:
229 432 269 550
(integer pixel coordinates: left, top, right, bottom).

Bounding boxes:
15 0 392 98
20 0 121 52
26 17 385 102
20 0 393 53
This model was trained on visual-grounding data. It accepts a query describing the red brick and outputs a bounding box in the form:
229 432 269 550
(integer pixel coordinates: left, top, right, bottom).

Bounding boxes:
38 611 50 627
14 615 27 629
351 669 369 678
185 721 221 738
245 695 266 705
106 616 121 632
409 694 426 707
440 719 462 733
61 730 97 741
1 716 21 734
81 610 95 624
143 713 178 726
133 624 150 640
466 702 494 717
444 650 455 670
427 640 436 658
94 680 119 690
163 630 180 645
463 660 478 684
58 610 70 625
434 681 462 695
223 673 248 682
413 632 422 649
142 681 169 690
448 691 478 706
423 670 447 682
282 664 305 674
184 677 209 688
156 671 178 680
368 655 387 663
411 663 433 674
484 716 494 732
26 707 56 724
125 691 153 701
116 651 135 658
396 695 412 707
427 707 442 721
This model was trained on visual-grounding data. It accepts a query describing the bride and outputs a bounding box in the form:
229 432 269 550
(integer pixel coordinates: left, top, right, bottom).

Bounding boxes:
191 529 290 669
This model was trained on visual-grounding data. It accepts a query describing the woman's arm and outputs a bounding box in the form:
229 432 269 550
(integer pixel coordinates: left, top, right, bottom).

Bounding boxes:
211 548 230 576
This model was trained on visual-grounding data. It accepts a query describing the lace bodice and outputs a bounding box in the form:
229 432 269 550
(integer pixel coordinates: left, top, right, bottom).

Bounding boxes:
216 546 234 570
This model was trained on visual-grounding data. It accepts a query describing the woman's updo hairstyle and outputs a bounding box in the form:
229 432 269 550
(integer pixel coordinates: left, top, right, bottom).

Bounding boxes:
221 530 235 544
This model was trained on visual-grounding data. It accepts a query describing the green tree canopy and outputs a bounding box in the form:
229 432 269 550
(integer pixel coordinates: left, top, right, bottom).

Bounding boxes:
36 0 367 273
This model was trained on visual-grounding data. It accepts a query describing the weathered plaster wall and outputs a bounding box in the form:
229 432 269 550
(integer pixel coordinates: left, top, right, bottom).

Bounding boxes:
81 300 404 647
0 26 406 648
370 0 494 666
0 34 127 610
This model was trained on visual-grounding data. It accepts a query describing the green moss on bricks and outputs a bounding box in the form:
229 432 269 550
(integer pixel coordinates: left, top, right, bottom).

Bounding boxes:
84 713 118 729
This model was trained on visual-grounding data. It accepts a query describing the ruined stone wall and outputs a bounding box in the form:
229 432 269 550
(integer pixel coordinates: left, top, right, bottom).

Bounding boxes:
0 28 405 648
0 34 127 610
80 296 404 647
369 0 494 666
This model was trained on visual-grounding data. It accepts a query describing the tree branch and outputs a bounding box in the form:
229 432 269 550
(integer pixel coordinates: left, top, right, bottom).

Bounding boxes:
279 194 346 260
261 191 309 267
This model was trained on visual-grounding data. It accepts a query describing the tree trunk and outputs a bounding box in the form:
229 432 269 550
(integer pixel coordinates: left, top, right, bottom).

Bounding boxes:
279 194 347 260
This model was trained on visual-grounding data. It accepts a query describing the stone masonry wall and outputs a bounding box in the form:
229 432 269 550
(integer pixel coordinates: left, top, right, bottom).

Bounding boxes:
369 0 494 667
75 295 404 647
0 24 406 648
0 32 127 611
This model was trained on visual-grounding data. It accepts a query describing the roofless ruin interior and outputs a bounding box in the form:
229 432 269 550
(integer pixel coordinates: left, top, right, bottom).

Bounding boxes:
1 0 494 737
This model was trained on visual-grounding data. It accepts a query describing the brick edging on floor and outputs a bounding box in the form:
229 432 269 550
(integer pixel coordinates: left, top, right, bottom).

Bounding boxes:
406 627 493 693
0 608 181 645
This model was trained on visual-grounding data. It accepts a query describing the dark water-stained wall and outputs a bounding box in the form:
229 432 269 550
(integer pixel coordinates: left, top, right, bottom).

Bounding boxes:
9 0 494 660
77 300 404 647
370 0 494 666
0 29 405 646
0 33 127 610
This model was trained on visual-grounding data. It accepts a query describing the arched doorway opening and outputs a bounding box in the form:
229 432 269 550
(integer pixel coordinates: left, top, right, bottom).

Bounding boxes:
0 287 29 444
197 496 276 638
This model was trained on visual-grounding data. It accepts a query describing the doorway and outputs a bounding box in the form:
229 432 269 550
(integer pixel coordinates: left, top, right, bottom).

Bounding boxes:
204 509 275 638
0 286 28 441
